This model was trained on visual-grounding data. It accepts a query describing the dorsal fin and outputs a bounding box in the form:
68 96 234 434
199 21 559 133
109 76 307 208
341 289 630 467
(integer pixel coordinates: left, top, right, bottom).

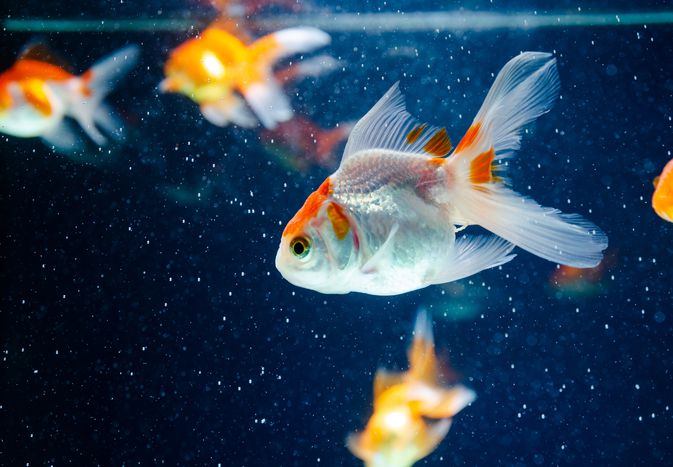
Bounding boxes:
19 42 72 72
341 82 453 165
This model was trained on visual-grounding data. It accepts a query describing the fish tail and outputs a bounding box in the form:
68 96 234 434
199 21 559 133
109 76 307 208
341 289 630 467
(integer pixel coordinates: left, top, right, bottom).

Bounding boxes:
446 52 608 267
244 28 331 129
418 385 476 419
408 309 439 384
68 44 140 145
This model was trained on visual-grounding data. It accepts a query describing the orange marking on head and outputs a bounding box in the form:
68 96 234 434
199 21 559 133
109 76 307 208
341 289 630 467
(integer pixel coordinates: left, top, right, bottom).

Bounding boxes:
405 124 426 144
454 122 481 153
422 128 453 157
282 178 332 237
470 147 497 184
326 202 350 240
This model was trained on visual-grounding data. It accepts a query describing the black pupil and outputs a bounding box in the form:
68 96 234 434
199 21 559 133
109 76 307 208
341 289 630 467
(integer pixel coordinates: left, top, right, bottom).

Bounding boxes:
293 241 305 255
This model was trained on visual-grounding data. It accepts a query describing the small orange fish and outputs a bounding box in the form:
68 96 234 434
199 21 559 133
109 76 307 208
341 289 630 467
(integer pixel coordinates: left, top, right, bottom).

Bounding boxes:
0 43 139 152
347 310 475 467
160 25 330 129
653 158 673 222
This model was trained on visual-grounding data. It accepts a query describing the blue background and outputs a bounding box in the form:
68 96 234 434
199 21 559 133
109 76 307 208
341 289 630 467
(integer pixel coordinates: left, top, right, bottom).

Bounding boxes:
1 1 672 465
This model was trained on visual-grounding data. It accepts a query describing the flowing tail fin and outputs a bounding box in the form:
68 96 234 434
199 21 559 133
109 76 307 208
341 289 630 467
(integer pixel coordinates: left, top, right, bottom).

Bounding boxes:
67 45 140 145
446 52 608 268
245 27 330 129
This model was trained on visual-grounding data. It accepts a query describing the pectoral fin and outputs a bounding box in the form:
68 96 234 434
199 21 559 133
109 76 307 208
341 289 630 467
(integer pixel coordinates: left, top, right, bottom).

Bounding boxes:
361 223 399 274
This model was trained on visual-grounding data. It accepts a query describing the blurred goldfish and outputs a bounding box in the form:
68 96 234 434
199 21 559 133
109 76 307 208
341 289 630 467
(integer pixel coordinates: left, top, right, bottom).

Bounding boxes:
160 25 330 129
549 249 616 298
347 310 475 467
261 117 354 171
276 52 608 295
0 43 139 152
653 158 673 222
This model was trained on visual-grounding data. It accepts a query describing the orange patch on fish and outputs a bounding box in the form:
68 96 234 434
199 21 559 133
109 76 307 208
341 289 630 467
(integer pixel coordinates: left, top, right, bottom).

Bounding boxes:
327 202 350 240
405 124 426 144
470 147 497 184
20 80 52 116
283 177 332 237
422 128 452 157
427 157 446 167
454 122 481 153
653 159 673 222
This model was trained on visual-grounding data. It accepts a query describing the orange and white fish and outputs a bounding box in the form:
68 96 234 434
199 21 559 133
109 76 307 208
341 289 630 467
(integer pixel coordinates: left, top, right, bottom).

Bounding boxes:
652 158 673 222
0 43 139 152
347 310 475 467
275 52 608 295
160 25 330 129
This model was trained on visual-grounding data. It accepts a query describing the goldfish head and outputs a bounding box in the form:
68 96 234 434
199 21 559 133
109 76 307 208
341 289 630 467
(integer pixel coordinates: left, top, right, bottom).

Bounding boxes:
161 31 241 102
275 178 359 293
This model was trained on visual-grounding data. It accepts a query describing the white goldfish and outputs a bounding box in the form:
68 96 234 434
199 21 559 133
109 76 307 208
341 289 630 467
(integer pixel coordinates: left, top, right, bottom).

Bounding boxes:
0 43 139 152
276 52 608 295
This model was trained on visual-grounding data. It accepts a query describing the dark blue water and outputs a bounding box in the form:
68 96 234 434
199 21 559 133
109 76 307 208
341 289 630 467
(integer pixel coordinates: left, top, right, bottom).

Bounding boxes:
1 3 672 465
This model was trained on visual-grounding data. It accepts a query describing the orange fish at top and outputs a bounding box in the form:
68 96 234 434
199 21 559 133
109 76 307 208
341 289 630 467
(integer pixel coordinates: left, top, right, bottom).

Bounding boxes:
653 158 673 222
0 43 139 152
160 25 330 129
347 310 475 467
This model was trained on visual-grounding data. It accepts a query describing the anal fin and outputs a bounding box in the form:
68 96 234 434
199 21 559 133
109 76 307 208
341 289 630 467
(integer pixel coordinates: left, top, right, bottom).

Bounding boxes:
428 235 515 285
41 121 85 154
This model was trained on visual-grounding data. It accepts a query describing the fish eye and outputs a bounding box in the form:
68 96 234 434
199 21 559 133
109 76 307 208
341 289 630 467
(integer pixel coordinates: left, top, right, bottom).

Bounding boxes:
290 236 311 260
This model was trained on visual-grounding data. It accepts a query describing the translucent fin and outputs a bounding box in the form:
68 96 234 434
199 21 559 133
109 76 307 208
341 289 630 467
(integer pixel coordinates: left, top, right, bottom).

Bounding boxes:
373 369 405 399
360 223 399 274
455 186 608 267
249 27 331 65
428 235 516 285
453 51 560 163
200 96 258 128
84 44 140 98
342 83 453 165
67 44 139 145
408 309 437 385
446 52 607 267
417 384 477 419
415 419 452 461
93 103 125 140
345 432 370 462
243 81 292 129
41 121 85 154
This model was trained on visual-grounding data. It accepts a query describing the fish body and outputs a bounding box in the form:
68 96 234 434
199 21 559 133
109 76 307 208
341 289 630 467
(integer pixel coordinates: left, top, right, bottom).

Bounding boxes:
160 26 330 129
653 158 673 222
347 310 475 467
0 44 139 152
276 52 608 295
